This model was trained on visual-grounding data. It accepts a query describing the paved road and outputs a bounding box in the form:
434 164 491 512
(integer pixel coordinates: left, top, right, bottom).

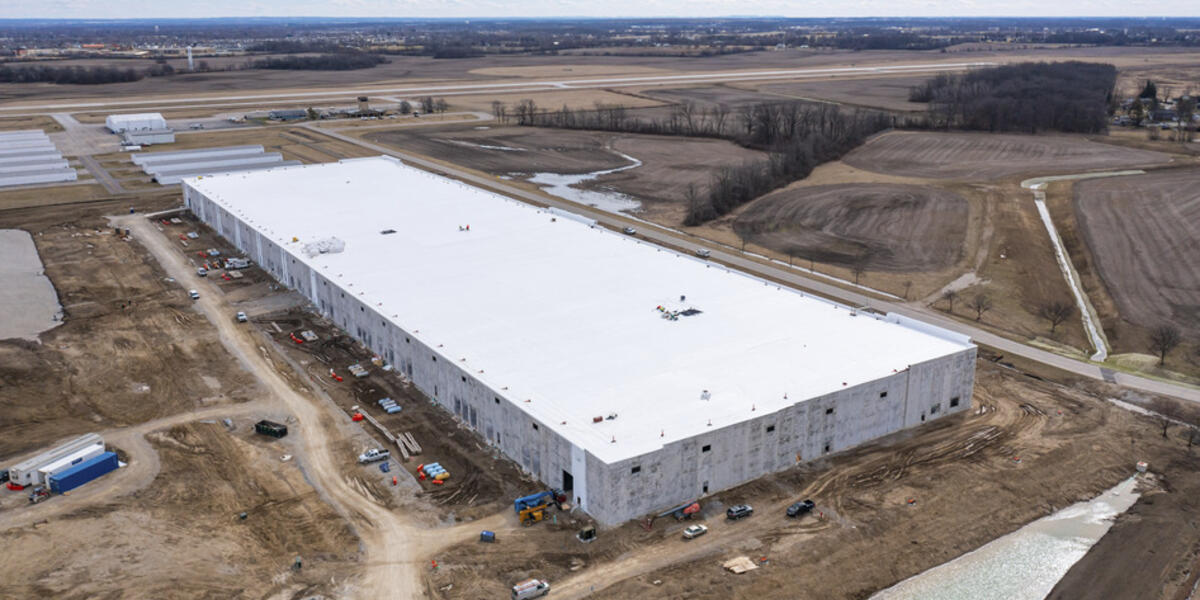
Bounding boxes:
0 62 994 113
308 125 1200 405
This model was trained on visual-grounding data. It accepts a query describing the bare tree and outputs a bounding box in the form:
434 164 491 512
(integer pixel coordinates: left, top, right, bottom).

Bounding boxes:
1177 93 1196 144
968 293 993 321
419 96 435 114
434 98 449 113
490 100 505 121
1149 325 1182 366
902 280 913 300
398 100 413 115
1037 300 1075 335
942 289 958 313
851 259 866 286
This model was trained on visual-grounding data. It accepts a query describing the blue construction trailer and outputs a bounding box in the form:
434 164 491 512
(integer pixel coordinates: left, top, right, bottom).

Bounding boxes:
514 491 555 513
49 451 119 493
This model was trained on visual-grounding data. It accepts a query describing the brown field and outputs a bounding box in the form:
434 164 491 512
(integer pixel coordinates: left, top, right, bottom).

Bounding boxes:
449 88 667 113
641 84 784 108
0 114 62 132
367 125 630 174
0 183 111 211
756 75 930 112
1074 169 1200 340
844 131 1173 180
733 183 968 271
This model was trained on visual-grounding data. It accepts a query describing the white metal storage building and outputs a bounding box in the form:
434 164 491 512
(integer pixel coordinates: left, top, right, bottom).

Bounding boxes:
132 145 296 185
0 130 78 188
185 157 977 526
105 112 168 133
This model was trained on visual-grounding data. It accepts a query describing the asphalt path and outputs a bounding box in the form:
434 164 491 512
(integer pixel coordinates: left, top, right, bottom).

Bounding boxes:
308 124 1200 404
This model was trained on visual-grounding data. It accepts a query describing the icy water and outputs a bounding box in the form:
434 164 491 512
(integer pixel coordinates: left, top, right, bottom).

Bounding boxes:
525 150 644 214
0 229 63 340
872 476 1140 600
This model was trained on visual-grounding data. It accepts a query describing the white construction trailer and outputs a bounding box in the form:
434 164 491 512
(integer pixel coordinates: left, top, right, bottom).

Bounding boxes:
7 433 104 488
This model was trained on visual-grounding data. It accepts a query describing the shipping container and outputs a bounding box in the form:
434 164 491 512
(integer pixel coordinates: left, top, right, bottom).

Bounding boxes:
8 433 103 487
255 420 288 438
48 452 119 493
37 444 105 485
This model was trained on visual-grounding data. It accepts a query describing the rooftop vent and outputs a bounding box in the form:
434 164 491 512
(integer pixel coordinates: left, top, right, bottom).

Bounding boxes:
380 229 396 235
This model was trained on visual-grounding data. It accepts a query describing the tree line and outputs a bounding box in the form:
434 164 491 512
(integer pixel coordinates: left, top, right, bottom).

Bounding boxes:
496 99 892 224
0 61 175 84
909 61 1117 134
250 53 387 71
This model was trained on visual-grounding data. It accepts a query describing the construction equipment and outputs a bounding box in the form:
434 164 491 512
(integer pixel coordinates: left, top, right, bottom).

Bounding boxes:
514 491 561 527
28 486 49 504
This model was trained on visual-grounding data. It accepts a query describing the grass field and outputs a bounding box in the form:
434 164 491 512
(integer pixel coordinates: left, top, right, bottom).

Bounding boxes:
0 115 62 133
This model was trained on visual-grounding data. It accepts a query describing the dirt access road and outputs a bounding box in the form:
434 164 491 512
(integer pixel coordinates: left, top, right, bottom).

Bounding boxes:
115 214 494 598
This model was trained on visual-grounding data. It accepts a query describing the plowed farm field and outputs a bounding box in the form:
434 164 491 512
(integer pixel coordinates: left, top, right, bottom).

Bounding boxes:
733 183 968 271
1074 168 1200 337
844 132 1172 180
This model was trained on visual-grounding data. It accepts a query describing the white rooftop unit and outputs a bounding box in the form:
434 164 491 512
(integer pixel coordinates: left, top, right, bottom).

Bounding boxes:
105 112 168 133
137 150 273 170
0 169 78 188
7 433 104 487
36 444 106 485
132 145 265 166
157 160 301 185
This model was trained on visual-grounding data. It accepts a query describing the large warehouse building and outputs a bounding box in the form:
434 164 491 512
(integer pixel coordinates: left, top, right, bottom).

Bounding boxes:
184 157 976 526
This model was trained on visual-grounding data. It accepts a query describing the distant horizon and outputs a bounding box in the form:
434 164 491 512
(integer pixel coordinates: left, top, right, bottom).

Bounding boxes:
1 0 1197 21
2 15 1199 21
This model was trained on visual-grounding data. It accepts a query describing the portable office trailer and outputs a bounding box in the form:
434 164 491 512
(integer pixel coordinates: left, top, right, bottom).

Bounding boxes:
7 433 104 487
123 129 175 146
36 445 105 485
48 452 119 493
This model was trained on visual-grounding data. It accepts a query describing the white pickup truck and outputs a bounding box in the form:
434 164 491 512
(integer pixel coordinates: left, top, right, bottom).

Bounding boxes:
357 448 390 464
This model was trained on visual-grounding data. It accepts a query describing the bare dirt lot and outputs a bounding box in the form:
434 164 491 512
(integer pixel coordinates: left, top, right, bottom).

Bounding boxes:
844 131 1173 180
732 183 968 271
1073 168 1200 339
1 422 361 599
366 125 630 175
430 354 1200 600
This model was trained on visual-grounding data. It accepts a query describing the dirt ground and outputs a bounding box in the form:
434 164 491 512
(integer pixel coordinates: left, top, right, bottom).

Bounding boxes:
1072 168 1200 341
430 352 1200 599
0 421 361 599
1049 453 1200 600
0 114 62 132
843 131 1173 180
0 183 112 211
0 197 366 598
732 183 968 271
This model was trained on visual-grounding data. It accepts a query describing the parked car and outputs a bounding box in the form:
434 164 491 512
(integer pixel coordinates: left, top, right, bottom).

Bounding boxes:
726 504 753 520
622 226 637 235
189 123 205 130
358 448 391 464
236 311 248 323
188 289 200 300
511 578 550 600
695 248 712 259
682 524 708 539
787 499 816 518
197 267 207 277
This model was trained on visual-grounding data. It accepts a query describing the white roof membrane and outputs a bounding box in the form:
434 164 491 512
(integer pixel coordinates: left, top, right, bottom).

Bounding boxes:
189 157 974 463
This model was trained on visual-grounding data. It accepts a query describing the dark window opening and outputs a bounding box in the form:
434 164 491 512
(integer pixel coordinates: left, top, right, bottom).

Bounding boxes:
360 306 364 312
461 376 466 382
405 337 410 343
532 422 539 431
766 425 776 433
631 466 641 474
823 443 831 453
950 396 960 408
880 391 888 398
825 407 834 415
701 444 711 453
930 403 941 414
381 229 396 234
494 397 500 405
562 470 574 491
702 482 709 494
431 355 437 362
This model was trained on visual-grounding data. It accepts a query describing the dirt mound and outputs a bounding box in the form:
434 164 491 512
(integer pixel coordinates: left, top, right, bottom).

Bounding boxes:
1074 168 1200 337
733 183 968 271
844 131 1171 180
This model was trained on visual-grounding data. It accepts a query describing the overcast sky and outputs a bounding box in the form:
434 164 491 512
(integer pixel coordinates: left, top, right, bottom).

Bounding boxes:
0 0 1189 19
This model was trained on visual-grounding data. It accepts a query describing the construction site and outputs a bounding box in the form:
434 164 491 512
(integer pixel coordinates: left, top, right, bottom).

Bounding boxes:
1 29 1199 600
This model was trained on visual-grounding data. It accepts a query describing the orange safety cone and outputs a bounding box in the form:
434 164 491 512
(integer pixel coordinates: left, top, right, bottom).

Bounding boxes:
392 476 397 486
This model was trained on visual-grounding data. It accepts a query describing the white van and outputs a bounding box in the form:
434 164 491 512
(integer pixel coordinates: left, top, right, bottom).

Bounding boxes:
511 578 550 599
